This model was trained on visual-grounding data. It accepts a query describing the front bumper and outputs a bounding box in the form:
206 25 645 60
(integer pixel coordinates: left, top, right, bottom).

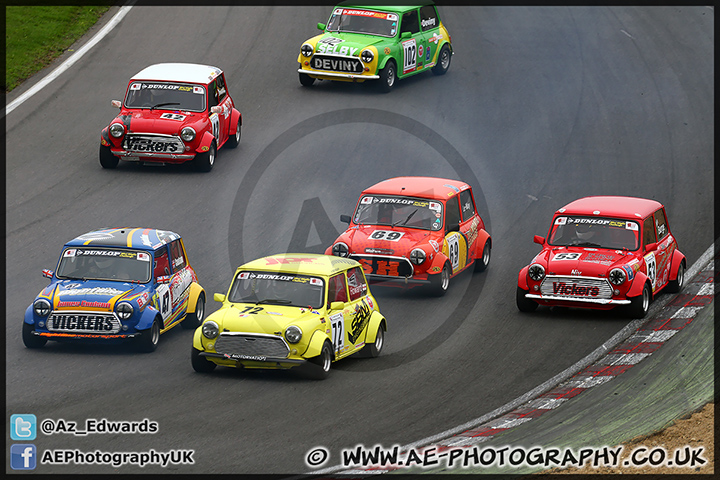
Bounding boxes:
112 149 196 163
298 68 379 81
200 351 306 369
524 294 631 306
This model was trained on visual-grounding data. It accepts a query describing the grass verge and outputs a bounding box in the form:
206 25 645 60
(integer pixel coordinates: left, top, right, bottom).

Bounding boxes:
6 4 111 92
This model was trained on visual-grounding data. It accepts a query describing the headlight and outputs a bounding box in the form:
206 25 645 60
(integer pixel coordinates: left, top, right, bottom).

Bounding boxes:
301 43 314 57
109 123 125 138
181 127 196 142
609 268 627 285
410 248 426 265
361 49 374 63
285 325 302 344
115 302 134 320
202 321 219 339
332 242 349 257
33 299 51 317
528 264 546 281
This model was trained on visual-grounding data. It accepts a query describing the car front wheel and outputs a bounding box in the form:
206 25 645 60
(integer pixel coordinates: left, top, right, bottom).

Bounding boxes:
193 141 216 172
99 145 119 169
305 342 332 380
226 118 241 149
516 286 538 313
191 347 217 373
378 60 396 93
429 262 451 297
299 72 315 87
135 318 161 352
627 283 651 318
474 241 491 272
22 322 47 348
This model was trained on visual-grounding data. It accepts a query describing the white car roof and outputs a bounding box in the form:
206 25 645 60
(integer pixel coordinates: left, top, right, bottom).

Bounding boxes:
130 63 223 84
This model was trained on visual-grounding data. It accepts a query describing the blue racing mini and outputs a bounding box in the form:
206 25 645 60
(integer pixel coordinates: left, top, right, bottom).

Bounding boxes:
22 228 205 352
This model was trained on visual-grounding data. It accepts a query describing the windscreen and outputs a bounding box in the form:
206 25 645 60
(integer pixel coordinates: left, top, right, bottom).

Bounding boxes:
56 248 152 283
228 271 325 309
548 216 640 250
124 82 206 112
326 8 399 37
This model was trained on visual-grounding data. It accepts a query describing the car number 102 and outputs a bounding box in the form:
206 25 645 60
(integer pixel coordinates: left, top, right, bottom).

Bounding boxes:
402 39 417 73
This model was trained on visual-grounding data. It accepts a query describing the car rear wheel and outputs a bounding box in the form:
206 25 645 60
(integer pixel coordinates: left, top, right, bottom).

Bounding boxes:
299 72 315 87
516 286 538 313
474 241 491 272
366 324 384 358
193 141 216 172
306 342 332 380
22 322 47 348
99 145 119 169
666 261 685 293
226 118 241 149
429 262 451 297
181 292 205 329
191 347 216 373
627 283 651 318
378 60 396 93
432 44 452 75
135 318 161 352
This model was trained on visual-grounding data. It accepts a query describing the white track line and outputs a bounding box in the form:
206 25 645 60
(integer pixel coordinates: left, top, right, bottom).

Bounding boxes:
4 5 134 117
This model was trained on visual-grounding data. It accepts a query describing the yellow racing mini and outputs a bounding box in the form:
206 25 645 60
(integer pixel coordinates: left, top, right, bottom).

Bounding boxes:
191 253 387 379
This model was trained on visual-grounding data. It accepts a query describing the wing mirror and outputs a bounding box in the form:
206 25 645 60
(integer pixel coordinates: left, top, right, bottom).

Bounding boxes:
156 275 171 284
317 22 326 31
533 235 546 245
447 222 460 233
644 242 657 253
340 214 351 224
111 100 122 108
214 293 226 303
330 301 345 310
42 269 54 279
210 105 223 114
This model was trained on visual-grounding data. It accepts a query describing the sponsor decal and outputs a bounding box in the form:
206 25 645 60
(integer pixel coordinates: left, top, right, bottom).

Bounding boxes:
552 282 600 297
264 257 318 265
418 44 424 58
384 47 391 55
361 196 374 204
311 55 363 73
555 216 567 225
224 353 267 361
193 86 204 94
365 247 394 255
124 137 180 153
57 287 125 297
48 314 117 332
584 252 616 266
348 299 372 344
421 18 437 29
428 32 443 44
429 240 440 252
429 266 441 273
426 45 431 62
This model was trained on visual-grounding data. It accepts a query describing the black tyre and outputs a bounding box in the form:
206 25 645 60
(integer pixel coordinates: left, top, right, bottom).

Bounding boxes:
378 60 397 93
474 241 491 272
666 261 685 293
181 292 205 329
22 322 47 348
366 324 384 358
429 262 451 297
299 72 315 87
99 144 119 169
516 286 538 313
432 44 452 75
627 283 651 319
135 318 161 353
305 342 332 380
191 347 216 373
192 141 216 172
226 118 241 149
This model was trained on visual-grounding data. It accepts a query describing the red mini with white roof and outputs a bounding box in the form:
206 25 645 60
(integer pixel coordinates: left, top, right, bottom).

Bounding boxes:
516 196 686 318
100 63 242 172
327 176 491 296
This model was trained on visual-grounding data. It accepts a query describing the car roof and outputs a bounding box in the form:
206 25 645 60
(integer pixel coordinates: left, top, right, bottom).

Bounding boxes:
240 253 361 277
130 63 223 85
362 176 470 200
64 228 181 250
336 4 433 14
556 196 664 220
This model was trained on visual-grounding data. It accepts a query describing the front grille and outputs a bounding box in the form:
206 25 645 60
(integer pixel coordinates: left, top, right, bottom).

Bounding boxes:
47 312 121 334
350 255 413 278
122 135 184 154
311 54 364 74
215 333 289 358
540 276 613 300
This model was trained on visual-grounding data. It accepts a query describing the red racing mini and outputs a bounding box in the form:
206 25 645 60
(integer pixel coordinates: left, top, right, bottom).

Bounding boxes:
516 196 686 318
99 63 242 172
326 176 491 296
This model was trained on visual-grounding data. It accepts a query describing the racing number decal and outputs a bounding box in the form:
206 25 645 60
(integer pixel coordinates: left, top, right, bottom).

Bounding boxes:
329 312 345 354
644 252 657 291
446 233 460 271
553 252 582 261
156 284 171 324
402 38 417 74
210 113 220 141
370 230 405 241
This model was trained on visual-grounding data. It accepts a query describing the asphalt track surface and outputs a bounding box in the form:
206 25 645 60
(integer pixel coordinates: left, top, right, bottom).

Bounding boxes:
4 5 713 475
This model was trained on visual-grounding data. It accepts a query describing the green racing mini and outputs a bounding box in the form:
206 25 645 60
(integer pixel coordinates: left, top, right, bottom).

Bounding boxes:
297 3 452 92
